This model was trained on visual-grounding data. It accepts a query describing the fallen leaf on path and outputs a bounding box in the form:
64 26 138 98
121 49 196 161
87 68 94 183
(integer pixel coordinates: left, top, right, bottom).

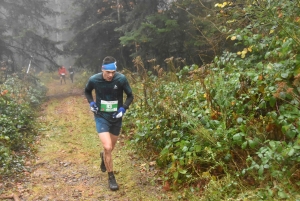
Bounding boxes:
149 161 156 166
163 181 170 191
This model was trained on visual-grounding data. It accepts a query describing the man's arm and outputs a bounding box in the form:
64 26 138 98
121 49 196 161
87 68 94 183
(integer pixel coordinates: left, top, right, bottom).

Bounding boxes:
84 80 94 103
122 79 134 109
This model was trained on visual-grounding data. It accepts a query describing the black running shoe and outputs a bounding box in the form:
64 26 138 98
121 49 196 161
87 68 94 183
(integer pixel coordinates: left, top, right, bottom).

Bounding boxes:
100 152 106 172
108 174 119 191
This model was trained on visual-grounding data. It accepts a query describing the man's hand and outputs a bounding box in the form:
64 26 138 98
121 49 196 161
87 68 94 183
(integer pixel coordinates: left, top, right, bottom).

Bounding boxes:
112 107 126 118
90 101 98 113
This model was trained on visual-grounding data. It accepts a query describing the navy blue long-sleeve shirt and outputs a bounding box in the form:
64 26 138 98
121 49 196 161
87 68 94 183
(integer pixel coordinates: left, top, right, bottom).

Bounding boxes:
84 72 134 121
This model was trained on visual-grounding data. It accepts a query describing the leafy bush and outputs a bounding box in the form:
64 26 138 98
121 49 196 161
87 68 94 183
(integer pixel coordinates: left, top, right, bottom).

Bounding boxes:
125 58 229 188
0 74 47 175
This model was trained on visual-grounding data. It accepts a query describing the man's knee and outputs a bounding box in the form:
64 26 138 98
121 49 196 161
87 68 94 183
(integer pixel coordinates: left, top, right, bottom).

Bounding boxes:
103 145 113 153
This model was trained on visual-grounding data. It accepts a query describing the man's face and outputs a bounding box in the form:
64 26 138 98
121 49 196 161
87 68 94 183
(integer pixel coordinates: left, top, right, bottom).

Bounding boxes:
102 70 116 81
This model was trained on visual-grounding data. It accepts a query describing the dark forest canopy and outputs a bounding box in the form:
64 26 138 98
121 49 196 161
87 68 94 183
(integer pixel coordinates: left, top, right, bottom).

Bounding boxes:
65 0 224 72
0 0 234 73
0 0 64 72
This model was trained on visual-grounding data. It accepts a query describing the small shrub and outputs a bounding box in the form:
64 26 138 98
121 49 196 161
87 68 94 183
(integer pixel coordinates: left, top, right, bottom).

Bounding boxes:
0 74 46 175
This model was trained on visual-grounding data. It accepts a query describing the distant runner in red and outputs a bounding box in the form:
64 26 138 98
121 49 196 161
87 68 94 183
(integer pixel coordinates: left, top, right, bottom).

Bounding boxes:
58 66 67 84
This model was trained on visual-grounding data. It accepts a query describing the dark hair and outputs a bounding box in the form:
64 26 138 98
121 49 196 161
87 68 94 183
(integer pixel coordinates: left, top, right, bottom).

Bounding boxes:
102 56 116 64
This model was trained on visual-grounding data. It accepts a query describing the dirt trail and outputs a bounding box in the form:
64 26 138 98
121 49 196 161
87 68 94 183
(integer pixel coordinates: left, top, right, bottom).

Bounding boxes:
2 79 180 201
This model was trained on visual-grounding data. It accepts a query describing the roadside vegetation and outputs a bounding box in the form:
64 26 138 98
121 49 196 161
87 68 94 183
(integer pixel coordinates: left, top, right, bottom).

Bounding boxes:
120 1 300 200
0 73 47 176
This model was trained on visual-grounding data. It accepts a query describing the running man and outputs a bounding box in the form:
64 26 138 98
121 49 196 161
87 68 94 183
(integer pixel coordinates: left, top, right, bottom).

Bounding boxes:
84 56 134 191
69 66 74 83
58 66 67 84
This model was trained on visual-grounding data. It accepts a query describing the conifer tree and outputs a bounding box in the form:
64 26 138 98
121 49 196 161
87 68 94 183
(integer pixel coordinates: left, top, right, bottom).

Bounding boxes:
0 0 64 72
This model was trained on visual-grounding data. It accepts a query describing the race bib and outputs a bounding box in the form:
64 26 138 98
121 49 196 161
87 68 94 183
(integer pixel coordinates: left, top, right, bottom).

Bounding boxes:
100 100 118 112
61 73 65 75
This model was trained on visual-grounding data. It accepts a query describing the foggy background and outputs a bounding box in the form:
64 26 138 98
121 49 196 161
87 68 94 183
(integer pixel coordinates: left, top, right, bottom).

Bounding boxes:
47 0 76 69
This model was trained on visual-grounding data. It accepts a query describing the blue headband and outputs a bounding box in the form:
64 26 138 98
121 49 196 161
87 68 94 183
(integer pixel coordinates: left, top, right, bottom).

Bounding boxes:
102 62 117 71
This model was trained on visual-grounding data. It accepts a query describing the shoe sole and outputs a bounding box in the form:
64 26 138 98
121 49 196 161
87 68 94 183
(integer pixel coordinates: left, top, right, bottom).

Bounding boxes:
110 187 119 191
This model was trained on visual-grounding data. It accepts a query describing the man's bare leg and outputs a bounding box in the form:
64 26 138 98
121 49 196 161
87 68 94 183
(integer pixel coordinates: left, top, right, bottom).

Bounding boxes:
99 132 119 190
